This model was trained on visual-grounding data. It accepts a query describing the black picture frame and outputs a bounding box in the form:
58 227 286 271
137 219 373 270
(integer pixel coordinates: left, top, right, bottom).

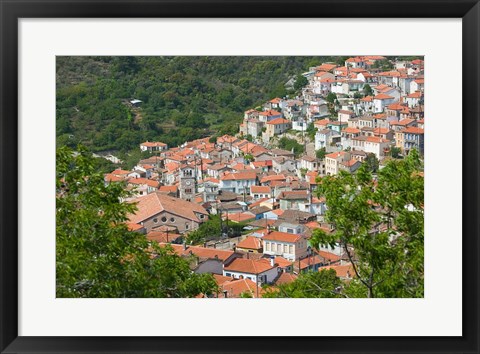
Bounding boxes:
1 1 478 353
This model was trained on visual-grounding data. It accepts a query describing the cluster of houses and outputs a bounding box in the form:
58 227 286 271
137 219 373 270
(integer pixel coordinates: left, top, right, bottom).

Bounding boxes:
103 56 424 297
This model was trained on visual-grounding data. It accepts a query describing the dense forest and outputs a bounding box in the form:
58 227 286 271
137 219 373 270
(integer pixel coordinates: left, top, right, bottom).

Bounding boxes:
56 56 349 153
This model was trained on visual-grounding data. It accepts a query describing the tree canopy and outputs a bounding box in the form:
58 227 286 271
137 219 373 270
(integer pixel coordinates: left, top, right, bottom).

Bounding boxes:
310 149 424 298
56 146 218 297
56 56 348 154
262 269 342 298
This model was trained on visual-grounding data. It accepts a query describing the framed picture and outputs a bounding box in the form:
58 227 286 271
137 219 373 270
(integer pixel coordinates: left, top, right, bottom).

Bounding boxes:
1 0 478 353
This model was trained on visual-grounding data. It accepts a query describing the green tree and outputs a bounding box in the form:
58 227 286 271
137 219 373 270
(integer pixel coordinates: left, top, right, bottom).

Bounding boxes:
390 146 402 159
310 150 424 298
262 269 342 298
56 146 218 298
278 137 304 156
364 153 380 173
293 74 308 91
326 92 337 104
363 84 373 97
316 147 326 160
306 122 317 141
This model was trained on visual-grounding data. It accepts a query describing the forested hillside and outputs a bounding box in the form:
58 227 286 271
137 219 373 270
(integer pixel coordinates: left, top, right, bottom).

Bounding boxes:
56 56 346 153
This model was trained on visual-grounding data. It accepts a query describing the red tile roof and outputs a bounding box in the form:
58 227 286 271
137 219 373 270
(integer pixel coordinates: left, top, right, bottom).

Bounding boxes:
266 118 290 125
262 231 303 243
250 185 271 194
236 236 262 250
221 171 258 181
167 244 234 262
224 258 275 274
374 93 394 100
128 192 208 224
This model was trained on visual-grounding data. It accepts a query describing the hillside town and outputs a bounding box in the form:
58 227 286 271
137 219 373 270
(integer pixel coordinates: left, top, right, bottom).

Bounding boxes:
103 56 424 298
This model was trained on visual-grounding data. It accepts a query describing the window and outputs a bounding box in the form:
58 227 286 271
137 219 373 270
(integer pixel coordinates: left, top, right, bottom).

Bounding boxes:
161 216 167 223
289 245 293 253
199 214 205 219
225 273 231 277
284 244 288 253
170 217 175 223
185 223 189 230
153 218 158 224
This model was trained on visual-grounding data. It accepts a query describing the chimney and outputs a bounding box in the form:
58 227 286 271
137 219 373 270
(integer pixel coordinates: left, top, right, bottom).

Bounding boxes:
183 243 187 251
270 256 275 267
223 290 228 298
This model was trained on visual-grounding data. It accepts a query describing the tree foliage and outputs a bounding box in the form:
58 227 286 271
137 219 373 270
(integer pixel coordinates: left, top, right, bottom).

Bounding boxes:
56 56 343 154
364 153 380 173
278 137 304 156
293 74 309 91
262 269 342 298
185 215 247 245
56 146 218 297
310 150 424 298
363 84 373 97
316 147 326 160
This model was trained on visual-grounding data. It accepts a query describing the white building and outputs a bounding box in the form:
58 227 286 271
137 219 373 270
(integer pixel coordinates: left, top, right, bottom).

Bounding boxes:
223 258 278 284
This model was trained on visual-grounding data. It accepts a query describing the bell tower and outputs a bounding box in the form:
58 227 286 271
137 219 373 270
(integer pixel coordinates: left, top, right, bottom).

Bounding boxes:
179 165 196 202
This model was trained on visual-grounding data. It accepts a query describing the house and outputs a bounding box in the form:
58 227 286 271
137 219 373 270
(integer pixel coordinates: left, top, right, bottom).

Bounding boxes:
265 97 285 111
338 158 362 174
244 109 260 120
377 71 401 86
262 231 309 261
168 244 240 275
245 119 264 137
340 127 361 150
398 76 415 94
158 185 179 197
364 136 391 159
250 185 272 200
278 190 309 211
272 157 297 174
405 91 423 108
314 118 330 131
283 100 305 121
203 180 220 202
312 71 335 95
299 155 322 171
250 160 273 173
277 222 304 235
220 171 258 194
223 258 278 284
126 178 159 198
264 118 291 140
217 277 263 298
410 78 424 93
399 126 424 155
320 262 355 280
338 109 355 122
235 236 263 253
345 57 366 69
325 151 351 175
207 164 232 179
314 63 337 72
258 109 282 123
356 96 374 115
373 93 396 113
128 192 209 234
315 129 341 152
327 121 348 134
140 141 168 152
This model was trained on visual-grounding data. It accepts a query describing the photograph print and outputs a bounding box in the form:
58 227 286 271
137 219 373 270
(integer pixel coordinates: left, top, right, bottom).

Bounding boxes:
56 56 424 298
